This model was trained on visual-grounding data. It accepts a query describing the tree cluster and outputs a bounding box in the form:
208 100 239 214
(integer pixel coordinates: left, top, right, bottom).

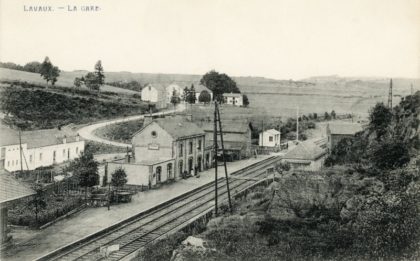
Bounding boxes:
107 80 143 92
200 70 241 102
325 92 420 171
40 57 60 86
73 60 105 91
0 61 42 73
184 84 197 104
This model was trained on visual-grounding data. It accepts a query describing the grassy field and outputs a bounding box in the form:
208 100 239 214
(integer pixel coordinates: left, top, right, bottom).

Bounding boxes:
0 68 140 94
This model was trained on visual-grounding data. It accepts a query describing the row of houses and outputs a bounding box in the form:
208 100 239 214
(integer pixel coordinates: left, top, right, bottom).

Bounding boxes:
0 126 85 173
140 82 244 108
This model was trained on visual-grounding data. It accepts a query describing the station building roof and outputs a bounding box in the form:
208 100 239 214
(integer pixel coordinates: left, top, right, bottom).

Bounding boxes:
283 140 327 161
0 126 80 149
262 129 280 135
327 123 363 135
0 170 35 204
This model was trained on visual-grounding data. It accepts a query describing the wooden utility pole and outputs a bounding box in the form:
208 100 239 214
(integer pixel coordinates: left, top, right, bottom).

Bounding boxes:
388 79 393 108
296 106 299 141
278 118 281 150
261 119 264 147
19 130 23 173
213 104 218 215
213 101 232 215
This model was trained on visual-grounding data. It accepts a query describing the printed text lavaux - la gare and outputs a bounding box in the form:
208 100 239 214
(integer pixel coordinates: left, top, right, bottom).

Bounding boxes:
24 5 100 12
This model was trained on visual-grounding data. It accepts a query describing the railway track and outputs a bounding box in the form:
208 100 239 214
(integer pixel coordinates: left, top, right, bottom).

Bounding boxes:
37 156 279 261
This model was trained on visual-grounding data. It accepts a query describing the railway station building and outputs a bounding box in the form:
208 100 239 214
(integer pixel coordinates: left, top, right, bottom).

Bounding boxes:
326 122 362 153
198 119 252 161
108 116 206 188
282 139 327 171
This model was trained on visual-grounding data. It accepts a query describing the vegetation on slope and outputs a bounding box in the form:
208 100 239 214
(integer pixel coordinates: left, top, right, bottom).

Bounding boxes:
0 82 149 130
94 120 144 144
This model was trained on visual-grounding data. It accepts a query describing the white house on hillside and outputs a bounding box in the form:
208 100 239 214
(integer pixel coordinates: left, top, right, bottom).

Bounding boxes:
141 83 167 109
0 128 85 172
223 93 243 106
259 129 281 147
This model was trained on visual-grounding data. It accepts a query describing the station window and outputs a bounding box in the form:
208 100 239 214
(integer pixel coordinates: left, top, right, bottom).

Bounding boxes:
76 147 79 154
179 143 183 157
198 140 202 150
30 155 33 163
269 136 273 142
189 141 193 154
39 153 43 161
7 161 10 167
63 149 66 157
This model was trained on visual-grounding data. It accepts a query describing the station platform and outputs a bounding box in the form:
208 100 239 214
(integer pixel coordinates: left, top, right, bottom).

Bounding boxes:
1 154 273 261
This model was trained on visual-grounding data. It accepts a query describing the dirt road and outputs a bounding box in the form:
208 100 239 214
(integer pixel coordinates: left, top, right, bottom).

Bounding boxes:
77 104 185 147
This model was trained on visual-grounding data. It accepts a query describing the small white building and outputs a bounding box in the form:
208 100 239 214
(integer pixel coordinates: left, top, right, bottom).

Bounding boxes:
282 139 327 171
141 83 167 109
259 129 281 147
0 128 85 172
223 93 243 106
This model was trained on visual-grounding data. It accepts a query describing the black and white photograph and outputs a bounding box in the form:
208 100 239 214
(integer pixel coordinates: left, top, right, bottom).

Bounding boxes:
0 0 419 260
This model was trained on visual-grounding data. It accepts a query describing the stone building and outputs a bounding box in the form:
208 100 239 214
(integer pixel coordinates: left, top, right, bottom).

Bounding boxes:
326 122 362 152
108 116 205 187
282 139 327 171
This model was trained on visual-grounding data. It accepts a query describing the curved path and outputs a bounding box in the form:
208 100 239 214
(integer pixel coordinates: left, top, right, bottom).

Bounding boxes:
77 104 185 147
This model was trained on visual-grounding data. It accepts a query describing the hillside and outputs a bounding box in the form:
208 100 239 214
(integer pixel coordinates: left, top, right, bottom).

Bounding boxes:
0 82 149 130
2 67 417 98
0 68 140 94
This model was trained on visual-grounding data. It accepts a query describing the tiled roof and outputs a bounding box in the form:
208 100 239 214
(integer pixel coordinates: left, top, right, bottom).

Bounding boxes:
0 126 20 147
144 83 167 92
263 129 280 135
205 132 249 144
223 93 242 98
0 127 80 149
328 123 363 135
154 117 205 139
0 170 35 204
198 119 250 134
284 140 327 161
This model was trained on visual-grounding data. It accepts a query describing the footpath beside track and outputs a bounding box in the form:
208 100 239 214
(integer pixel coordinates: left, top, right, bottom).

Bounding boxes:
37 156 280 261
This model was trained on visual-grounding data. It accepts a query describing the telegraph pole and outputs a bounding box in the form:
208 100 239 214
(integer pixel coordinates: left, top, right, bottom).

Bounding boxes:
19 130 23 173
261 119 264 147
213 101 232 215
213 103 218 216
296 106 299 141
388 79 393 108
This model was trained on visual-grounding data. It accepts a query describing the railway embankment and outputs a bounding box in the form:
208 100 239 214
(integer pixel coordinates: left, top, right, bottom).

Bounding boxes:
140 167 420 261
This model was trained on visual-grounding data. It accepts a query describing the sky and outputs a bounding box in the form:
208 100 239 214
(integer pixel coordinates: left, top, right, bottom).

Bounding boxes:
0 0 419 80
